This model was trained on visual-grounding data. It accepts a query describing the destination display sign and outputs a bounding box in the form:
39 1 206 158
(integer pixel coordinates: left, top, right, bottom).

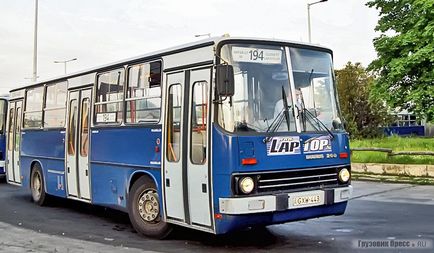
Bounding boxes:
232 47 282 64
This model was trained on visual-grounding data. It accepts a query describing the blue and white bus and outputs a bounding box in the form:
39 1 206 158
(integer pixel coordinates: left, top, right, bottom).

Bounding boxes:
0 97 7 176
7 37 352 238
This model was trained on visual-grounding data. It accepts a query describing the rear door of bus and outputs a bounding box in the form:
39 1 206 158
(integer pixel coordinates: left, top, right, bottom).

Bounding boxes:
6 100 23 184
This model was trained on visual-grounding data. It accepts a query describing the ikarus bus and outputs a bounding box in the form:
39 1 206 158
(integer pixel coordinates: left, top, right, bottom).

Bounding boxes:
6 36 352 238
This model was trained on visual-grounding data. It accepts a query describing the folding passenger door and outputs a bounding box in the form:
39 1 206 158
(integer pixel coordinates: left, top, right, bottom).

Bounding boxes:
6 100 22 184
65 88 92 200
163 67 212 230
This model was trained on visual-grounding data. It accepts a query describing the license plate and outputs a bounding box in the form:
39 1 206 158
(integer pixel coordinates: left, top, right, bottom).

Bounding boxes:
293 194 321 206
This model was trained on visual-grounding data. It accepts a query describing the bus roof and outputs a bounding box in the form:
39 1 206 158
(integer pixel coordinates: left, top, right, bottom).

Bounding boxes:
10 36 332 92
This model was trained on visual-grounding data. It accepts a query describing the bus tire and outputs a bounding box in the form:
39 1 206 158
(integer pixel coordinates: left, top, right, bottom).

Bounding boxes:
30 164 48 206
128 176 172 239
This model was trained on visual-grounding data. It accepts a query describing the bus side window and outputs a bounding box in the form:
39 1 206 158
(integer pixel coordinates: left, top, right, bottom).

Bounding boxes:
0 100 5 135
190 81 208 164
23 86 44 128
126 61 162 123
44 82 67 128
166 84 182 162
95 69 125 124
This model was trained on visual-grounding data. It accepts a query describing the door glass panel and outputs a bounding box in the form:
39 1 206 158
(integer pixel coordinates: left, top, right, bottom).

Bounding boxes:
190 81 208 164
8 108 14 151
166 84 182 162
0 100 6 135
68 100 78 156
15 107 22 151
80 98 90 157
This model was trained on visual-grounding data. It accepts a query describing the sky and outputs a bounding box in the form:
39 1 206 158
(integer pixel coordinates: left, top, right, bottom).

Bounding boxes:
0 0 380 95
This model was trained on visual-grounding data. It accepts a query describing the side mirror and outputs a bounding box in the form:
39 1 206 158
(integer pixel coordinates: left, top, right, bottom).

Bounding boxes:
332 118 344 130
216 65 234 97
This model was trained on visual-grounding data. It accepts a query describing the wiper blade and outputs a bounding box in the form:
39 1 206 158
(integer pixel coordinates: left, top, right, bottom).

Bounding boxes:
264 86 293 143
264 107 290 143
281 86 291 131
302 108 335 140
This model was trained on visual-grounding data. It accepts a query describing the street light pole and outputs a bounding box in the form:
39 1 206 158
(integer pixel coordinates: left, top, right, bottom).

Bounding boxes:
307 0 328 43
32 0 38 82
54 58 77 74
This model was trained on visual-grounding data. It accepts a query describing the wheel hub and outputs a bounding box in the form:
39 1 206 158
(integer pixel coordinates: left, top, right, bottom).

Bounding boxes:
138 190 159 222
32 172 41 200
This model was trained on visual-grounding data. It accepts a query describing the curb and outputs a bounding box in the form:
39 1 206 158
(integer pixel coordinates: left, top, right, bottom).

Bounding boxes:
352 163 434 178
352 172 434 185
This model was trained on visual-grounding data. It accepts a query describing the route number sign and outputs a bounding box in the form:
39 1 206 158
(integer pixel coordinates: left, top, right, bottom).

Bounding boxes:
232 47 282 64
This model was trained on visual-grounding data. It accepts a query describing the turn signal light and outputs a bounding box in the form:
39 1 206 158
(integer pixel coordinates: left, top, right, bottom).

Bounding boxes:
241 158 257 165
339 152 349 159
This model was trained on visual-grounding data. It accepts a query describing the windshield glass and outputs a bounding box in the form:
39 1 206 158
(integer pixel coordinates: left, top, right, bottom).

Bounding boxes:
289 48 341 131
218 44 296 132
217 43 342 133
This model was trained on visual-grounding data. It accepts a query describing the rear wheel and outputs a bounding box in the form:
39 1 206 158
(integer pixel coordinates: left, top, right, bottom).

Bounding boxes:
30 164 48 206
128 176 172 239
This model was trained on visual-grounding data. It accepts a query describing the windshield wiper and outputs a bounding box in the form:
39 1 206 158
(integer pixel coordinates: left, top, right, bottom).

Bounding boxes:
300 106 335 140
264 86 292 143
295 82 334 140
281 86 291 132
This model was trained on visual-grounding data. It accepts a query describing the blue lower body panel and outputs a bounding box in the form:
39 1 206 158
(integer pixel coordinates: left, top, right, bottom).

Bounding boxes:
215 202 347 234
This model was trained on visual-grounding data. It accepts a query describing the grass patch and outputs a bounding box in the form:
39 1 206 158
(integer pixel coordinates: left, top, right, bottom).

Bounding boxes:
350 136 434 165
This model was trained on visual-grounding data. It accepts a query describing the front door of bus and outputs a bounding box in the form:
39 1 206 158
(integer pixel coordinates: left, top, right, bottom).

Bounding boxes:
6 100 22 184
66 89 91 200
164 68 212 228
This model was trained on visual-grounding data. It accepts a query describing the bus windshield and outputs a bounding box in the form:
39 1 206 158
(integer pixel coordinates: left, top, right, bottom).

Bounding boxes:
217 43 343 133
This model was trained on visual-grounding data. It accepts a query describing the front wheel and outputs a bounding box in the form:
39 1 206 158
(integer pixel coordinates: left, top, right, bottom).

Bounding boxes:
128 176 172 239
30 164 49 206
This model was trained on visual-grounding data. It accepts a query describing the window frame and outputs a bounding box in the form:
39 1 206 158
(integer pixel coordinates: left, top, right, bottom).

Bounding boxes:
80 97 90 157
7 107 14 151
0 99 7 135
124 60 163 125
166 83 182 163
67 99 78 156
94 67 126 126
43 81 67 129
189 80 209 165
23 85 45 129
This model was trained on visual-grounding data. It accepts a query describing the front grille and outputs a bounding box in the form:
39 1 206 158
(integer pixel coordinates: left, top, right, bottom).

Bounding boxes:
255 167 340 193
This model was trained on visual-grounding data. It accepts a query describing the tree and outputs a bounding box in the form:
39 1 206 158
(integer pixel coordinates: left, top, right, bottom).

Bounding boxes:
335 62 391 139
366 0 434 122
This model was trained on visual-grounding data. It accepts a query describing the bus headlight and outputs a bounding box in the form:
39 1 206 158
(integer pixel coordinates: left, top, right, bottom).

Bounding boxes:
338 168 350 183
239 177 255 194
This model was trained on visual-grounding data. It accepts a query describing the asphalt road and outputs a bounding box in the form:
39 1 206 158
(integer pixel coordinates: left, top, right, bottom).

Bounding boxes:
0 179 433 253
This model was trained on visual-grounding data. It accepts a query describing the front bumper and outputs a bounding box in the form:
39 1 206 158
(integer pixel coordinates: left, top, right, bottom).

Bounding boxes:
219 185 352 214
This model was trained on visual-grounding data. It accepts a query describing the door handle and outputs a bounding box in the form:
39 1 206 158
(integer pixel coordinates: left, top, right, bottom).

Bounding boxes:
67 167 70 173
